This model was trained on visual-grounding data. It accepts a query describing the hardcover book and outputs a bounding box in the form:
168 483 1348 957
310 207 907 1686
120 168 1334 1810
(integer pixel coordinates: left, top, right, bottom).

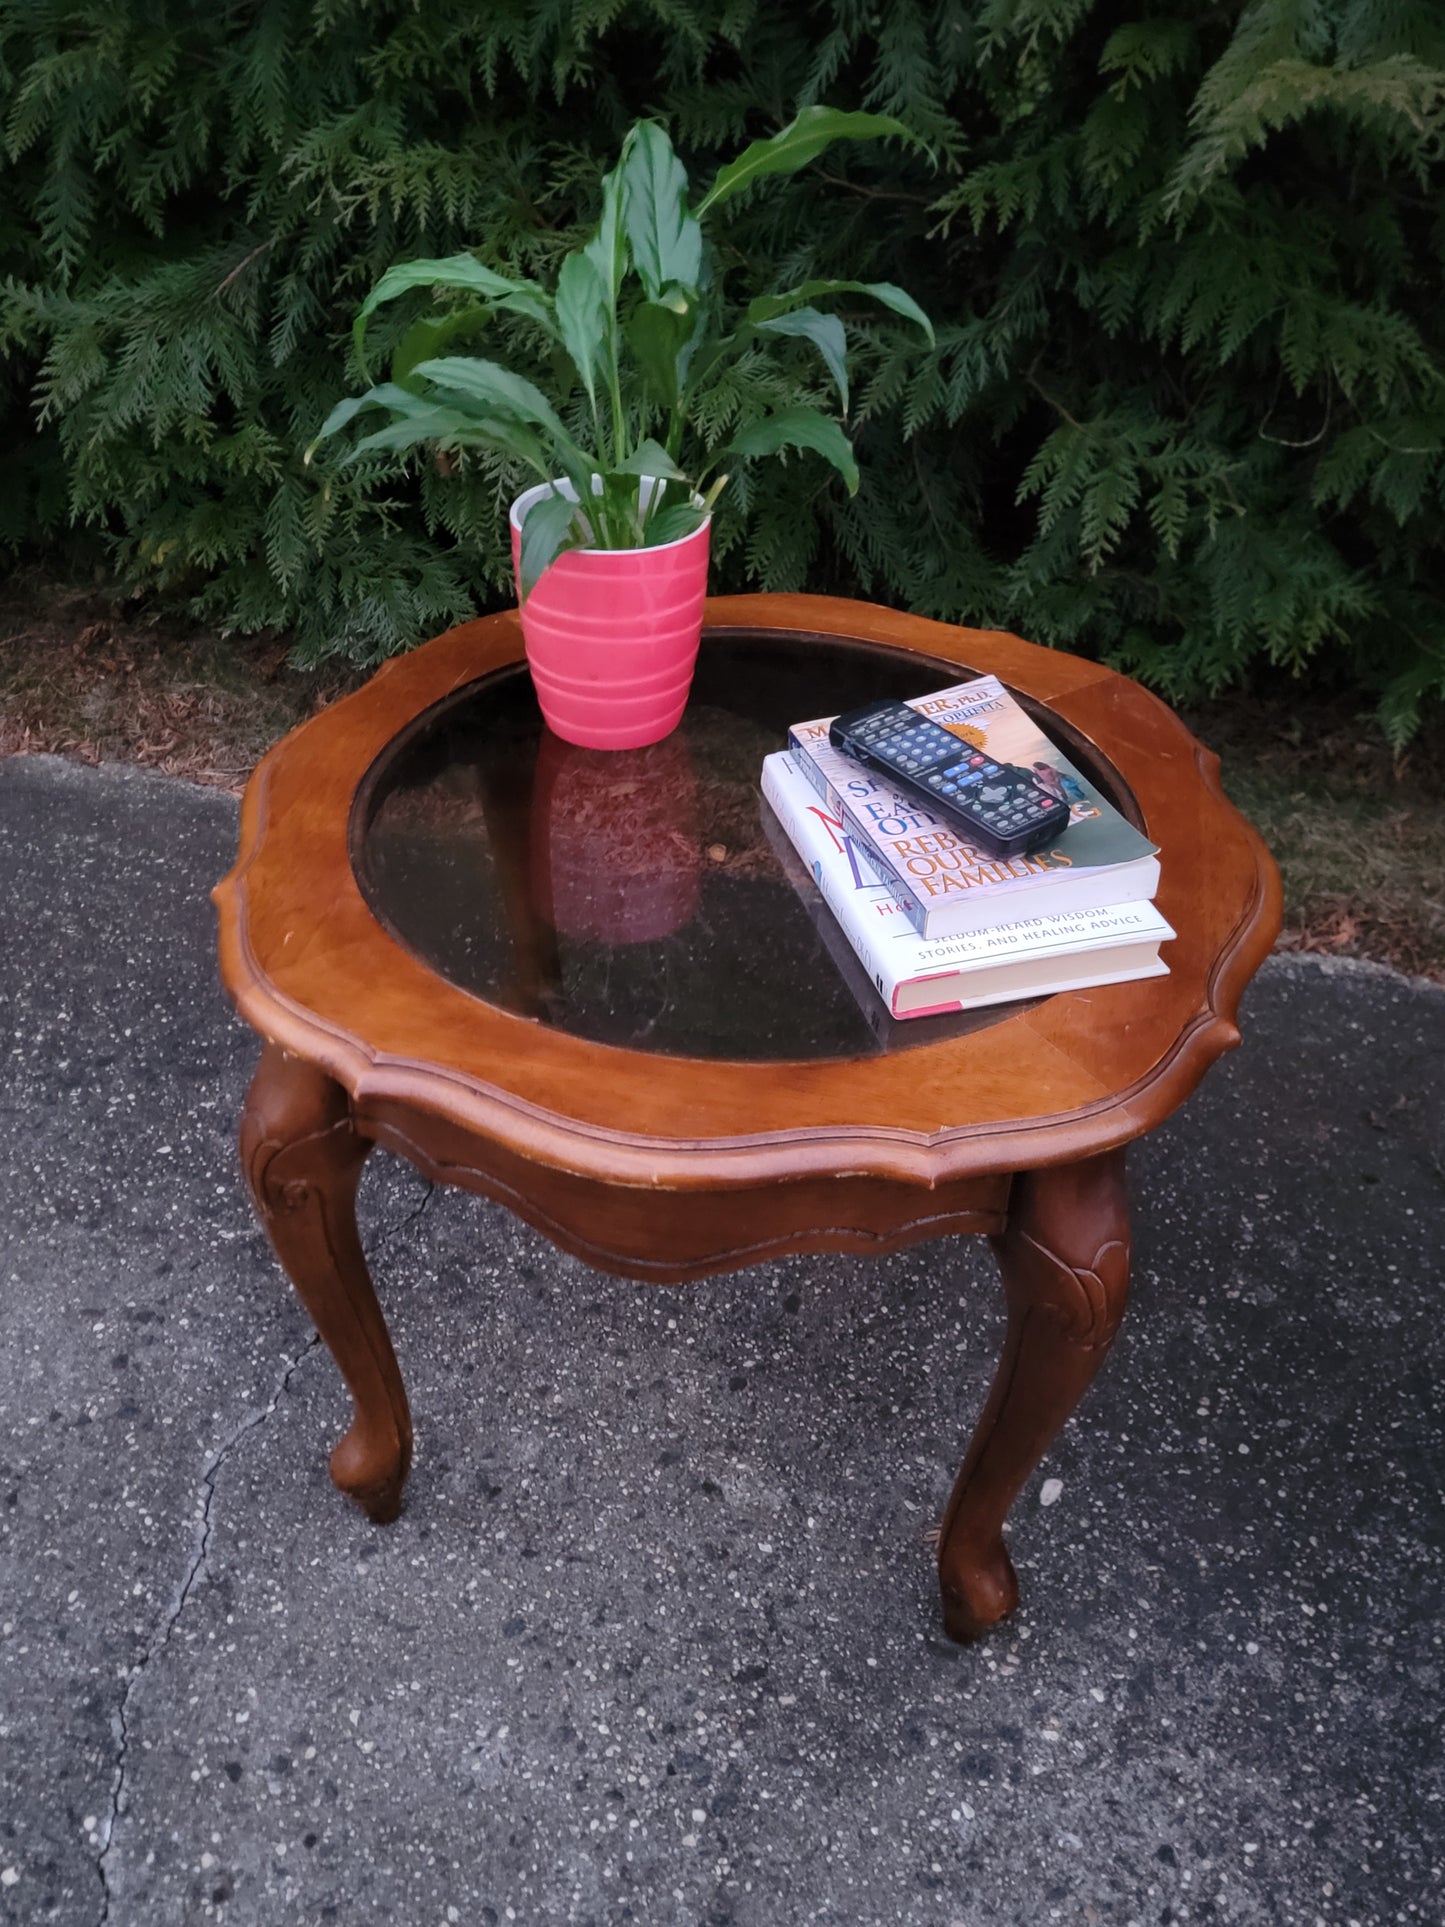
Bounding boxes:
762 751 1173 1020
787 676 1159 940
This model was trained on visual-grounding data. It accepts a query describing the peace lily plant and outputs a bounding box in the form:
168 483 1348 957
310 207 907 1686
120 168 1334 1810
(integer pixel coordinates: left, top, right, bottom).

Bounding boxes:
311 108 933 746
314 108 931 581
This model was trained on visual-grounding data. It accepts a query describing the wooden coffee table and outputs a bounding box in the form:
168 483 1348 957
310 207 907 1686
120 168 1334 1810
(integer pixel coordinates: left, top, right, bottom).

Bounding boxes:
215 594 1279 1641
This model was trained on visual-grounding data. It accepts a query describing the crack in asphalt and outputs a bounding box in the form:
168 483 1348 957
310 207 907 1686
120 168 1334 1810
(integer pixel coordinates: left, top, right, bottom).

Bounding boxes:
92 1178 435 1923
92 1332 321 1921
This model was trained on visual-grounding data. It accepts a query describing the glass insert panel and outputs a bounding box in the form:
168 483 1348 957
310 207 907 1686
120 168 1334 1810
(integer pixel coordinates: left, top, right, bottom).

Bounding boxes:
354 629 1133 1061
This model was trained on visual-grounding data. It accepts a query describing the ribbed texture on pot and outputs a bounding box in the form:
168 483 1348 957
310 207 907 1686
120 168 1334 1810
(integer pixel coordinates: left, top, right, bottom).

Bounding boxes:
510 480 710 750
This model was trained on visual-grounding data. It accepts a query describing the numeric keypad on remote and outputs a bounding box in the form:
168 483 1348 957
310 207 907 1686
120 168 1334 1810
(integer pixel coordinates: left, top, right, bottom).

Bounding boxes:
829 699 1072 858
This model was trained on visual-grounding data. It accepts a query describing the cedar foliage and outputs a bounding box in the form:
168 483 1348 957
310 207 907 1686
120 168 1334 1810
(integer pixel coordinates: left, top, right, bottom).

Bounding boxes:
2 1 1443 737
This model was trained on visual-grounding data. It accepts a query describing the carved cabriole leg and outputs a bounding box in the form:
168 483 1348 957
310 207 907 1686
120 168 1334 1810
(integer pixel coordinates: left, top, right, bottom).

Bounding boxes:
240 1044 412 1522
937 1148 1131 1642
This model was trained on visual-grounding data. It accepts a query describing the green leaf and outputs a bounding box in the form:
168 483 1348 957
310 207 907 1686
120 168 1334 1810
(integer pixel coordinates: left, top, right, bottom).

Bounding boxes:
613 439 689 482
1080 461 1141 570
488 288 556 337
584 158 627 310
327 375 556 479
748 279 934 345
589 472 644 546
641 501 707 546
354 253 548 321
554 249 607 417
694 108 911 217
339 406 550 475
619 121 702 302
1099 20 1197 96
352 254 552 373
519 488 585 596
721 408 859 494
408 357 576 448
756 308 849 413
625 298 696 411
305 383 446 462
408 357 599 505
1148 473 1190 558
440 412 551 473
390 307 492 387
1312 426 1379 511
306 393 379 460
344 411 475 461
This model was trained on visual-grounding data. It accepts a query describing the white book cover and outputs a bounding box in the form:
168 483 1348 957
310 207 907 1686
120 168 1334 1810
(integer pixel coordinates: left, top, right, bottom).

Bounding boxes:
762 751 1174 1019
787 675 1160 940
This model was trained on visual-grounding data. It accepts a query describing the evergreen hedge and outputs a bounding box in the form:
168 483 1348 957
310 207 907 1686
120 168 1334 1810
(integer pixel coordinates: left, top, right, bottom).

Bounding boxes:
2 1 1442 736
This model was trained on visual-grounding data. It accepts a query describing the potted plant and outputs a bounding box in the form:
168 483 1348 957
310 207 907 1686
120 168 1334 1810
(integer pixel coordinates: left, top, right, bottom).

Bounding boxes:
310 109 933 750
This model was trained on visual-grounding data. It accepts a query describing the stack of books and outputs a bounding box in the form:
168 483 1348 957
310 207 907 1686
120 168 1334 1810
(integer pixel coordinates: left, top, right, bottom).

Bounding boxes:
761 676 1173 1020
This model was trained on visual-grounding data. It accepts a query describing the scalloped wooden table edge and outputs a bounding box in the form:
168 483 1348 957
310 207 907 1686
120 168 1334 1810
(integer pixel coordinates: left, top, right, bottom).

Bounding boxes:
214 593 1281 1189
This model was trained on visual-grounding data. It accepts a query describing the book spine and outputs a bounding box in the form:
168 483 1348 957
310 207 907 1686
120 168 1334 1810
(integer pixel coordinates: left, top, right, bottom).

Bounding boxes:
784 725 830 801
783 729 928 936
762 755 908 1012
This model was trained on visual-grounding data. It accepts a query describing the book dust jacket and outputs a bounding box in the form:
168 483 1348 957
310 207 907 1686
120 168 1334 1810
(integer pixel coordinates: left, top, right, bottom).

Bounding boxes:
789 676 1157 911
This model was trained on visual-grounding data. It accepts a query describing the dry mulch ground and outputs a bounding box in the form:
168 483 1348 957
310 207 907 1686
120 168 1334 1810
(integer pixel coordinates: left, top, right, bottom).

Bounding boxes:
4 573 1443 982
0 577 364 791
1179 690 1445 984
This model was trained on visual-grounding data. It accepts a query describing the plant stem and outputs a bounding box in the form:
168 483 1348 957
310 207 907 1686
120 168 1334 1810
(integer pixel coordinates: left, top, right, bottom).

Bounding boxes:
608 377 627 466
605 319 627 468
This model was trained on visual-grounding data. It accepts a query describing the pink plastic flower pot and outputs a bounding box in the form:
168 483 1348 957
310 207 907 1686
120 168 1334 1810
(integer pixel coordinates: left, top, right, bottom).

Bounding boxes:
509 478 710 751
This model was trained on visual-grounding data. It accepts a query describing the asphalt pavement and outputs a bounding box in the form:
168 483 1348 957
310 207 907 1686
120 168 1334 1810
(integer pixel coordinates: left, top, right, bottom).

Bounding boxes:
1 752 1442 1927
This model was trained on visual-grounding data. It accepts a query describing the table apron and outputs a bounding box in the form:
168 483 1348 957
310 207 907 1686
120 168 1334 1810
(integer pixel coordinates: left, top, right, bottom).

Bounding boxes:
359 1101 1011 1284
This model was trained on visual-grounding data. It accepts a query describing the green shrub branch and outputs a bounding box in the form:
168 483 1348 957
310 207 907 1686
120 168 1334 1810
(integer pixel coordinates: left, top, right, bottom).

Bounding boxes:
2 0 1443 737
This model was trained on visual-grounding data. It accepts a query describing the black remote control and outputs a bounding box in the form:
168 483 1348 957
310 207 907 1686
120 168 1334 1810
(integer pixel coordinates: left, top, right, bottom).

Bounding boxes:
829 698 1072 858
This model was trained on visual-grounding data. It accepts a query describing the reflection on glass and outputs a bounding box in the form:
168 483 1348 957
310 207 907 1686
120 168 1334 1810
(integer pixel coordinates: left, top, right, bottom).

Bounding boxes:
531 730 701 945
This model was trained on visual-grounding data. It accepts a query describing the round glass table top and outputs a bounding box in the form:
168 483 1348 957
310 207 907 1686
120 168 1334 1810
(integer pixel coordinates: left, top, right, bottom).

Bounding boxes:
353 627 1133 1062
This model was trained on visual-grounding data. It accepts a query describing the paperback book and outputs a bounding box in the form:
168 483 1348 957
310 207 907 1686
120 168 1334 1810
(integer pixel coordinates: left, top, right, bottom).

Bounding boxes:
762 751 1173 1020
787 676 1159 940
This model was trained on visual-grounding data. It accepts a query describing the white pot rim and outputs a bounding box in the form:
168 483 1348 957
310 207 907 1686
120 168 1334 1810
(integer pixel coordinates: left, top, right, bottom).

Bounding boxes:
509 475 710 556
